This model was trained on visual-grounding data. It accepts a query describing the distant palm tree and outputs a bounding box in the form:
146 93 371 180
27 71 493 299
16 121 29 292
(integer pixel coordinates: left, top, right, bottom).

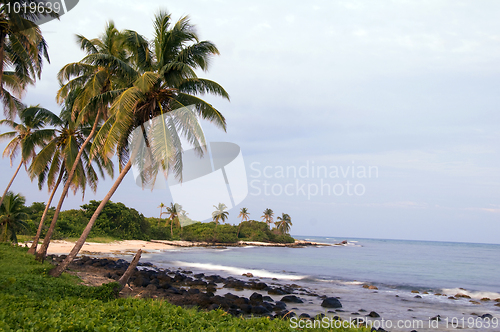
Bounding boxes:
212 203 229 229
275 213 292 235
0 106 58 207
0 192 28 244
165 202 181 237
237 207 249 238
261 208 274 226
157 202 166 225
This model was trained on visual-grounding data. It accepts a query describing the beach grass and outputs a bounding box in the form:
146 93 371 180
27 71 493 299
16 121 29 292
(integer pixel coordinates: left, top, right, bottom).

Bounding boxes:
0 244 368 331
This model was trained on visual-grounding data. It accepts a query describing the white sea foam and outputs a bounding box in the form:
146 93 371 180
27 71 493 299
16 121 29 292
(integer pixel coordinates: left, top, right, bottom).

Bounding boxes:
442 288 500 300
168 261 306 280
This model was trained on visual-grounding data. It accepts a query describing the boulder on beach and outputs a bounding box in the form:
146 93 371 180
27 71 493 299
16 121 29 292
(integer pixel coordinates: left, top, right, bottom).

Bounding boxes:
321 297 342 308
281 295 303 303
367 311 380 317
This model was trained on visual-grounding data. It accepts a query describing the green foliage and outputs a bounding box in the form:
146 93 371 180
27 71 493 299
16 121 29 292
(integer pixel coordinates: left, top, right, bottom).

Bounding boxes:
0 192 28 243
0 245 366 332
81 200 150 240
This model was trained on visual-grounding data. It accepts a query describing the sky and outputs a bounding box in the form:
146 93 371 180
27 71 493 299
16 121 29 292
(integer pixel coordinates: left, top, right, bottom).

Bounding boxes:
1 0 499 244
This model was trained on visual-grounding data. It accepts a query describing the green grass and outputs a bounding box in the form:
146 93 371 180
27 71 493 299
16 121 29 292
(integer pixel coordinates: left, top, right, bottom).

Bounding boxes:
0 244 368 331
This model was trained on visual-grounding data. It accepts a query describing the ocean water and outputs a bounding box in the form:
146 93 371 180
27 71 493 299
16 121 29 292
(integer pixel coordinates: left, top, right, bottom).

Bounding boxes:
138 237 500 331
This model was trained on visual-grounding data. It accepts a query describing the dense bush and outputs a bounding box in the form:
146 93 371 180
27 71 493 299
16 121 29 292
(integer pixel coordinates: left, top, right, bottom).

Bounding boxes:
20 201 295 243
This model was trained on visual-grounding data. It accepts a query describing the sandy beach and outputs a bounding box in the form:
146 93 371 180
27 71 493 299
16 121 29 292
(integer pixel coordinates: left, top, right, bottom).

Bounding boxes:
41 239 334 255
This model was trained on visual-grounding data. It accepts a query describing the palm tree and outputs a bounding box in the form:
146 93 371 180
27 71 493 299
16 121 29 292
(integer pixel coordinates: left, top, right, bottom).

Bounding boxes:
0 1 57 118
165 202 181 237
50 11 229 277
157 202 166 226
0 105 58 207
27 102 113 254
261 208 274 226
275 213 292 235
237 207 249 238
36 22 135 262
212 203 229 229
0 191 28 243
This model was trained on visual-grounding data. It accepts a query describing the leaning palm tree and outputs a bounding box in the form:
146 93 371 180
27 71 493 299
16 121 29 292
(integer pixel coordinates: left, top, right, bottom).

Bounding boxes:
0 1 57 118
50 11 229 277
0 105 58 207
212 203 229 229
27 102 113 254
275 213 292 235
261 208 274 226
236 207 249 237
36 22 136 262
0 191 28 243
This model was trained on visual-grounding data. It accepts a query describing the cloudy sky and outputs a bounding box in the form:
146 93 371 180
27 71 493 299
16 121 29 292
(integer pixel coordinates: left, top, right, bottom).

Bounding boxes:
1 0 499 244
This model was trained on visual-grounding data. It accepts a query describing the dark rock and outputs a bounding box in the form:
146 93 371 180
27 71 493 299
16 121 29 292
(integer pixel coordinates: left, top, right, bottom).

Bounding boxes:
430 315 441 321
224 293 239 301
321 297 342 308
274 310 296 319
481 314 493 319
187 288 200 295
262 295 274 302
268 288 287 295
367 311 380 318
281 295 303 303
250 292 263 303
299 313 311 319
239 304 252 314
273 301 287 311
251 305 270 315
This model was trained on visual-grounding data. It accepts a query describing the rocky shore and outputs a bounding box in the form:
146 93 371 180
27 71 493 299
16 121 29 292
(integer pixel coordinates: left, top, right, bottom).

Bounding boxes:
51 254 350 322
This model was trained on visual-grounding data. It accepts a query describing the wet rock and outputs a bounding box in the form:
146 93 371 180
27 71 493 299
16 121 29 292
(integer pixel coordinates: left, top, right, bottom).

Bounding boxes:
455 293 471 299
273 301 287 311
367 311 380 318
262 295 274 302
414 295 422 298
187 288 200 295
250 292 263 303
430 315 441 321
242 273 254 277
281 295 303 303
411 290 419 294
268 287 287 295
251 305 270 315
299 313 311 319
368 285 378 290
481 314 493 319
321 297 342 308
274 310 296 319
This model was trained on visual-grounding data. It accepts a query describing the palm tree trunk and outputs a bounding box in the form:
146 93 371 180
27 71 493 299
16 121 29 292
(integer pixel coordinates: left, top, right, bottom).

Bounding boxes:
170 218 173 238
0 33 5 91
118 249 142 289
36 111 101 262
49 160 132 277
0 160 23 207
28 168 64 254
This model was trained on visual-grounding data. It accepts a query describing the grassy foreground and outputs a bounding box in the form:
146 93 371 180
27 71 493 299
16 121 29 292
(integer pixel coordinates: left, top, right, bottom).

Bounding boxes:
0 244 367 331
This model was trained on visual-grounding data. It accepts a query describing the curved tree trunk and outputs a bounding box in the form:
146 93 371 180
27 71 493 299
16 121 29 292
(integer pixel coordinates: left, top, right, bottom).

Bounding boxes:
28 168 64 254
49 160 132 277
118 249 142 290
0 160 23 207
36 111 101 262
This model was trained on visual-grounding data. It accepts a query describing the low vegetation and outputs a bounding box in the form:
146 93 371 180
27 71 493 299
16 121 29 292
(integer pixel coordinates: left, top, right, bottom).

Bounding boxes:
0 244 366 331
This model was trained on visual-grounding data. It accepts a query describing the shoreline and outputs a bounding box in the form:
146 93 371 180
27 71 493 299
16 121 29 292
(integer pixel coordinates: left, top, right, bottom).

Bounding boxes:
34 239 337 255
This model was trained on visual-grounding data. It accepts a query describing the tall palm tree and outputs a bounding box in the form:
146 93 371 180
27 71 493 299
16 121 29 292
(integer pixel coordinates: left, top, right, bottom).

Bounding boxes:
275 213 292 235
212 203 229 229
0 191 27 243
261 208 274 226
0 105 57 207
237 207 249 238
50 11 229 277
0 1 57 118
36 22 135 262
27 103 113 254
